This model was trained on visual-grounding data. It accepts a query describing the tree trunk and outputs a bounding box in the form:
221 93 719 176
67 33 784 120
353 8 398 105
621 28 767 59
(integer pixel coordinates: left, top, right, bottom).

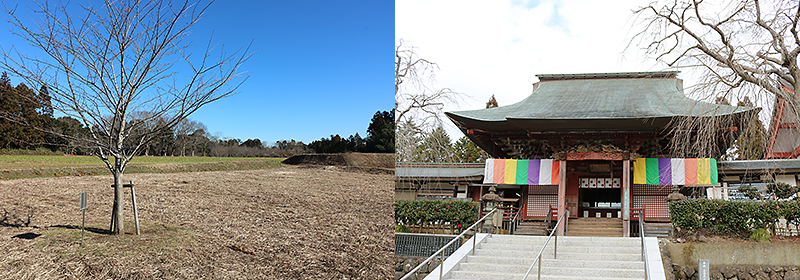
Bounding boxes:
112 162 124 235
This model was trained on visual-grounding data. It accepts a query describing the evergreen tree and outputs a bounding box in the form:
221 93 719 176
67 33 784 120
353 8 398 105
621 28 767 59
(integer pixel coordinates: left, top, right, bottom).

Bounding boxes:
453 136 488 163
732 97 766 160
395 120 421 162
413 125 454 163
486 94 498 108
365 110 394 153
721 97 767 160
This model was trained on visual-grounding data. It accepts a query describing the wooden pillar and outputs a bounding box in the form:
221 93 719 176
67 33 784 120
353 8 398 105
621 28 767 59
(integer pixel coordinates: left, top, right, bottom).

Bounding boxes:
556 160 567 236
622 160 631 237
521 185 528 218
479 185 484 216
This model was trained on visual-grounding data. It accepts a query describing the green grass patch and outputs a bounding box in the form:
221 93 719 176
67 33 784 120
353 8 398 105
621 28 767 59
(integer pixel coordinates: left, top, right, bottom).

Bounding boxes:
39 221 196 261
0 155 285 180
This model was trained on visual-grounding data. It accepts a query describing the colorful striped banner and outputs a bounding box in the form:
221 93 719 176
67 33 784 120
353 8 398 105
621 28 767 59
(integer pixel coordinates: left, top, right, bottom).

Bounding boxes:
483 159 560 185
633 158 718 186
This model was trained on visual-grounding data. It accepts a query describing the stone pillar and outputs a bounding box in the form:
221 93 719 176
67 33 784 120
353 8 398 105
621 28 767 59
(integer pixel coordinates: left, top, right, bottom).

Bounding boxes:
557 160 567 236
622 159 631 237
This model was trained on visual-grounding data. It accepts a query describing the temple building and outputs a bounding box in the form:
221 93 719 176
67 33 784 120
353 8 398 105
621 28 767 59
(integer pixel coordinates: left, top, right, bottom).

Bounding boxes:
444 71 759 236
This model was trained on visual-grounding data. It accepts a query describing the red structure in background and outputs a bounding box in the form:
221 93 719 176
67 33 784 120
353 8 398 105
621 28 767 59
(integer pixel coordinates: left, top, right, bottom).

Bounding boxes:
766 79 800 159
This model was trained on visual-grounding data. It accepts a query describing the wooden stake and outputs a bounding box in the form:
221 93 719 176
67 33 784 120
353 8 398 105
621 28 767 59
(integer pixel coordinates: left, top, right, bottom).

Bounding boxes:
109 182 141 235
130 181 140 235
110 200 117 232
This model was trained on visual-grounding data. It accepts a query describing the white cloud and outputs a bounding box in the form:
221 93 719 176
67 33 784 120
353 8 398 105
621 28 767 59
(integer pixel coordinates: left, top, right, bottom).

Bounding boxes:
396 0 669 139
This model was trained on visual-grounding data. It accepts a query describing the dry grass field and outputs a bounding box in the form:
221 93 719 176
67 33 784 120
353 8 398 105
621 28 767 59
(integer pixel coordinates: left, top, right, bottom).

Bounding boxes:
0 155 284 180
0 165 394 279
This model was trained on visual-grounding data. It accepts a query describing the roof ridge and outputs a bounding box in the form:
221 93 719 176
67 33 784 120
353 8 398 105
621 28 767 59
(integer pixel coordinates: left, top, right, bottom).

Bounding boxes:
536 71 678 80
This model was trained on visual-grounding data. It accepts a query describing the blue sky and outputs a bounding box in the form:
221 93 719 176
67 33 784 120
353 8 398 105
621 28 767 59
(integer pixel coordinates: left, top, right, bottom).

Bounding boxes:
0 0 393 145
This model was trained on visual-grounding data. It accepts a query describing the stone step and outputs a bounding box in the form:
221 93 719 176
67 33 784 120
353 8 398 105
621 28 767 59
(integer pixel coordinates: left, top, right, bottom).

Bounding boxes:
472 249 644 262
568 230 624 237
435 235 655 280
568 228 624 233
514 223 549 236
448 274 643 280
457 263 645 278
569 224 623 229
447 266 644 280
465 255 647 270
569 223 623 227
568 219 624 236
513 231 548 236
644 227 671 232
482 235 641 247
515 227 548 232
516 225 547 230
482 243 642 254
569 233 624 237
569 218 622 224
569 229 623 233
643 223 672 238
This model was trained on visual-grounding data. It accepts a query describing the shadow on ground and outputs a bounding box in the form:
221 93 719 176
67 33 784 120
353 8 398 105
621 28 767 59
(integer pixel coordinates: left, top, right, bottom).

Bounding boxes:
11 232 41 239
50 224 112 235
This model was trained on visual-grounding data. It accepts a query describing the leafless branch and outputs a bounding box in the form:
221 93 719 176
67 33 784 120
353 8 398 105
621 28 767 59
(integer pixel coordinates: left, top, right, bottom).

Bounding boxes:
394 39 464 132
630 0 799 157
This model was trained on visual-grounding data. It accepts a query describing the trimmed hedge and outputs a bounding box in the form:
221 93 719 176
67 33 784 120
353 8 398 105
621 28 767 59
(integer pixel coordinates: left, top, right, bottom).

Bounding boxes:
670 199 800 235
395 200 480 230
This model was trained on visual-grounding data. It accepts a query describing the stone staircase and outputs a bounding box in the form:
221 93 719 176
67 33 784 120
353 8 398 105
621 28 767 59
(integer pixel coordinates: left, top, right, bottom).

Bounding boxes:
513 221 549 236
642 222 672 238
568 218 623 237
441 235 648 280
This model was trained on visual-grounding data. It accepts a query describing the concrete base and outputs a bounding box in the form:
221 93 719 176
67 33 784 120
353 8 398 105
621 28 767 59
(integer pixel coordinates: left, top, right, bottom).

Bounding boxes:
423 233 490 280
667 242 800 266
645 237 666 280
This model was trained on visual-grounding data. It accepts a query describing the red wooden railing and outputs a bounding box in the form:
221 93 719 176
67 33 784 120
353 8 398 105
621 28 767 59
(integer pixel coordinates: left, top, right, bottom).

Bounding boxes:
631 207 646 222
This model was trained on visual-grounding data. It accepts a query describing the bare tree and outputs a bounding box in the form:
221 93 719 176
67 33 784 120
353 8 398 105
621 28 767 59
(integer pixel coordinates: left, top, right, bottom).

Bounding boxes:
0 0 250 234
395 39 463 130
630 0 795 157
395 39 464 162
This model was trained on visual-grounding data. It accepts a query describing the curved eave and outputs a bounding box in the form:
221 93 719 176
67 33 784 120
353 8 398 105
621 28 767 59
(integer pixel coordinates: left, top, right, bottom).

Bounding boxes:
448 107 759 134
445 112 521 132
505 117 671 132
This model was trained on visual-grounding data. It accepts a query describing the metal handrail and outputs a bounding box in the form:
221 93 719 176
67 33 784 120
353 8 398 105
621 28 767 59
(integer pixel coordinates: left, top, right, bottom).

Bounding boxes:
399 208 499 280
521 209 569 280
509 208 522 234
544 205 552 229
639 209 650 280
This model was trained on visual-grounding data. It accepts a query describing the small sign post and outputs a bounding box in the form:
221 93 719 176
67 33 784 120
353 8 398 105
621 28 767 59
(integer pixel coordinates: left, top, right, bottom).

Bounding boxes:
698 259 710 280
79 191 88 242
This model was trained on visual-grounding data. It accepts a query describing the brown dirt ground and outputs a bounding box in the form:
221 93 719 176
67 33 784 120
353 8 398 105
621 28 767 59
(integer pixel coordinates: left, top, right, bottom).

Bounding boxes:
0 166 394 279
282 153 395 173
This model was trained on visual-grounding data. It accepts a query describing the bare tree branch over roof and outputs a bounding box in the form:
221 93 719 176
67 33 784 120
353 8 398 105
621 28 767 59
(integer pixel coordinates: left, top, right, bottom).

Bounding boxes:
630 0 796 157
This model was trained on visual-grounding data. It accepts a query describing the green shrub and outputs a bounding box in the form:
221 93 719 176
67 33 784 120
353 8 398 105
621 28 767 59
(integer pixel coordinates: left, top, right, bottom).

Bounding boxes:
395 199 480 232
767 182 799 199
737 185 762 200
750 228 771 242
670 199 800 236
395 225 410 233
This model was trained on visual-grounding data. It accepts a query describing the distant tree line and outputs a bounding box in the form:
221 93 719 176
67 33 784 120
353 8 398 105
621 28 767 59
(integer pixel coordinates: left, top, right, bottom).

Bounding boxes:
0 73 393 157
307 110 395 153
0 72 77 151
